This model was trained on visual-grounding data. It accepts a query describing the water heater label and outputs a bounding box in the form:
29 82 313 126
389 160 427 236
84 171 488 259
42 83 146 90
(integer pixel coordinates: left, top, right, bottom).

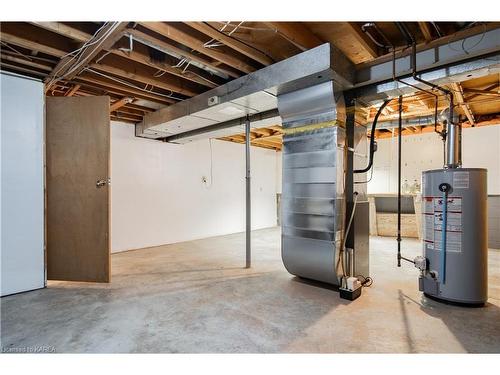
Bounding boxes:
433 196 462 212
434 211 462 231
423 214 434 242
453 171 470 189
422 196 463 253
433 230 462 252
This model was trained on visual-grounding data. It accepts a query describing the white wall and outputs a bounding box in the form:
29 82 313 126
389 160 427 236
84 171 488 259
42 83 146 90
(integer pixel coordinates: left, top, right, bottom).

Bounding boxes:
368 125 500 195
1 73 45 296
111 122 278 252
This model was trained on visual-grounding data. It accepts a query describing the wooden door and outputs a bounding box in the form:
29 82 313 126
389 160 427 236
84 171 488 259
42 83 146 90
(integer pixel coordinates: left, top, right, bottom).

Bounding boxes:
46 96 110 282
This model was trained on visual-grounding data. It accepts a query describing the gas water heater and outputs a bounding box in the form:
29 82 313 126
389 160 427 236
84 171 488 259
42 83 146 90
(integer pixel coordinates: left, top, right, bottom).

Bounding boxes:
417 114 488 305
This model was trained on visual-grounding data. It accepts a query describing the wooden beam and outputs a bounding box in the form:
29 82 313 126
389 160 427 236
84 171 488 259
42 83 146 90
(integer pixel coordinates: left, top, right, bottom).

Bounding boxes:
46 22 129 87
31 22 91 43
111 48 217 88
0 62 47 77
0 31 67 57
127 29 239 79
64 84 81 97
418 22 433 42
124 102 155 113
110 97 134 112
89 62 197 96
264 22 322 51
185 22 274 66
450 82 476 126
345 22 379 59
0 54 52 72
110 113 142 122
464 83 500 98
139 22 256 74
110 116 136 124
75 75 175 105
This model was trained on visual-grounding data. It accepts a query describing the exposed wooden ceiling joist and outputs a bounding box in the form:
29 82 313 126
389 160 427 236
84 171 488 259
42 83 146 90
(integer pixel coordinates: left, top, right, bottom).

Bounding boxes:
345 22 379 59
0 53 52 72
464 83 500 98
127 28 239 79
0 31 67 57
185 22 274 66
450 82 476 126
111 47 217 89
75 75 176 105
110 97 133 112
64 84 81 97
89 61 199 97
139 22 256 74
30 22 91 43
418 22 433 42
0 61 47 77
263 22 323 51
45 22 129 89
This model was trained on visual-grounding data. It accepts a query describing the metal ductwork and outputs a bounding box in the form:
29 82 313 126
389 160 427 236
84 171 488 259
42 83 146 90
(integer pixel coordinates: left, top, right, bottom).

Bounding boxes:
135 43 354 142
278 81 348 285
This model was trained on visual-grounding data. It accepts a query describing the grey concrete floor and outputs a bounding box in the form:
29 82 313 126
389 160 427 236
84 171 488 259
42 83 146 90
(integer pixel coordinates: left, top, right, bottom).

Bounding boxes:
1 227 500 353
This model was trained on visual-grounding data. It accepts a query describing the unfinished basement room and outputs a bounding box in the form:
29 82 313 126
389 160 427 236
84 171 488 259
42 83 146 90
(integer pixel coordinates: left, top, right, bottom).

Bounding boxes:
1 1 500 371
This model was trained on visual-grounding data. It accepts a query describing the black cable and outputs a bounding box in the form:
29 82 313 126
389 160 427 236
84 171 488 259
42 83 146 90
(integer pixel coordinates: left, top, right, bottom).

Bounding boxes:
354 99 392 174
356 275 374 287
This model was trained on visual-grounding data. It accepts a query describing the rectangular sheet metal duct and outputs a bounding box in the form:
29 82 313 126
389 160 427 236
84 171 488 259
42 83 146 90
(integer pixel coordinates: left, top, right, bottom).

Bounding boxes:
136 43 354 141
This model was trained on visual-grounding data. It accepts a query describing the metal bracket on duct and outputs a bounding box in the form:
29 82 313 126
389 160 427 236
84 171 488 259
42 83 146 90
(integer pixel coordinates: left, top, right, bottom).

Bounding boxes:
135 43 355 142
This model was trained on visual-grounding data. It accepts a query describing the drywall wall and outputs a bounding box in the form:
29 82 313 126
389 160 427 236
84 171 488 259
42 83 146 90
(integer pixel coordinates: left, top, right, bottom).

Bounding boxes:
1 72 45 296
368 125 500 195
111 122 278 252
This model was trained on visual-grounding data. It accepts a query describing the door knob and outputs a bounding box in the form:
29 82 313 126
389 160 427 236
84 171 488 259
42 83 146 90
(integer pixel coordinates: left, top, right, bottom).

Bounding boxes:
96 179 107 188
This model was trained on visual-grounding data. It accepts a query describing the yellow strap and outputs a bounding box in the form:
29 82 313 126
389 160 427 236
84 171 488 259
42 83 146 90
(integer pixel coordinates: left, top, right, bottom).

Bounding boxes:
282 120 343 135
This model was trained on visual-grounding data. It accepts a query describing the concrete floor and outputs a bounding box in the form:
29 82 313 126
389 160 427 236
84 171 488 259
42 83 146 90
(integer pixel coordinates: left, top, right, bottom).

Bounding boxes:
1 227 500 353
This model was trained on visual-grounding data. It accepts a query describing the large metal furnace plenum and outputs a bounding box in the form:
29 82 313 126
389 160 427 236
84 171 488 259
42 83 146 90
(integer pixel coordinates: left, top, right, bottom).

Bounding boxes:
279 80 369 285
421 168 488 304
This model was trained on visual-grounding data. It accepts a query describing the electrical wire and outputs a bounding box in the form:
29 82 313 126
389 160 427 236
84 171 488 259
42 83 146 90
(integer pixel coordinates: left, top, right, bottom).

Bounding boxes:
46 23 111 86
203 138 214 189
202 22 276 64
211 21 275 32
46 22 121 90
356 275 373 287
0 41 33 61
84 67 184 101
338 192 359 284
447 22 487 56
